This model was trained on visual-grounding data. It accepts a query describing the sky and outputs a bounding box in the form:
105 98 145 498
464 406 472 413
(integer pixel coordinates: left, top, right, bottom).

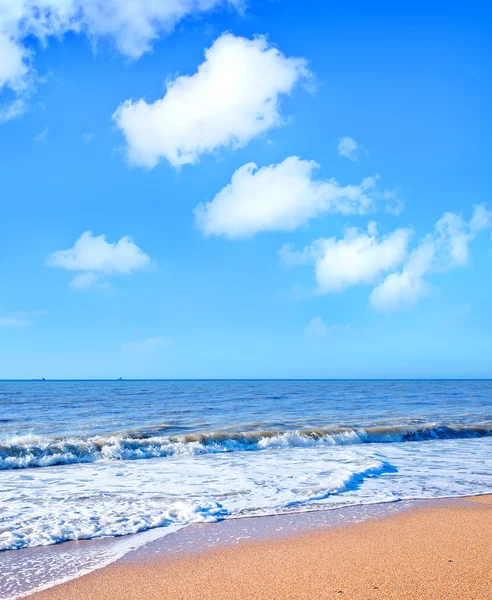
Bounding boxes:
0 0 491 379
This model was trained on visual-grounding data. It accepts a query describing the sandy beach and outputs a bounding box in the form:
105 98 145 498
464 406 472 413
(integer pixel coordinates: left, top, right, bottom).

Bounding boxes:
29 495 492 600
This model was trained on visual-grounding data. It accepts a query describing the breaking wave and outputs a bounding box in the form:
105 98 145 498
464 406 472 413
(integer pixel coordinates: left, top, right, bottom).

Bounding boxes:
1 422 491 470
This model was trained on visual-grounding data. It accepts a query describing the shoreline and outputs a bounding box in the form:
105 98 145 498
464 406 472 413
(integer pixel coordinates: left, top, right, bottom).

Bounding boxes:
13 494 492 600
4 497 414 600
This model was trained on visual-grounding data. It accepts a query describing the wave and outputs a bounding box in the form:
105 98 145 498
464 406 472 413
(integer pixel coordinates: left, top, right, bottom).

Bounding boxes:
0 456 392 552
0 499 227 552
1 422 491 470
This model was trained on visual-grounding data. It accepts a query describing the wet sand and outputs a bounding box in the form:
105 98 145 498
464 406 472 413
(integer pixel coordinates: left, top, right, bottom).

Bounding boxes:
30 496 492 600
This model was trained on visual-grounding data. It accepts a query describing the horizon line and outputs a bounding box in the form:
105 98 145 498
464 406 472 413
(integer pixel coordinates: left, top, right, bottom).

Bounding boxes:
1 378 492 382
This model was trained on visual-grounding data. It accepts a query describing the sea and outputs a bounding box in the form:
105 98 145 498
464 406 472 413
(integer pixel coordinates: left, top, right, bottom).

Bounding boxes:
1 379 491 598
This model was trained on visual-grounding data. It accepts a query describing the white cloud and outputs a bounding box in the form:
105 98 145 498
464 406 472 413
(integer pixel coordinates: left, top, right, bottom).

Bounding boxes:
46 230 152 289
122 336 169 353
369 271 431 312
0 0 241 114
113 34 310 168
196 157 384 238
281 203 492 312
337 136 366 162
46 231 151 273
469 203 492 233
433 212 470 268
281 222 412 293
0 31 28 91
370 204 492 312
304 317 350 338
0 98 27 124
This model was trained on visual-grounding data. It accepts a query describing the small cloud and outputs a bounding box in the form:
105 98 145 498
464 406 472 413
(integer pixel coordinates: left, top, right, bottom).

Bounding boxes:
304 317 351 338
82 132 95 143
0 99 27 124
34 127 49 143
46 230 154 290
337 136 368 162
469 203 492 233
122 336 169 353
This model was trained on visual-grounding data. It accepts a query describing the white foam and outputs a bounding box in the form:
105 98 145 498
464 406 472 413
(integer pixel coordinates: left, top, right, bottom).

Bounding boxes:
1 423 490 470
1 437 492 598
2 437 492 551
1 527 176 600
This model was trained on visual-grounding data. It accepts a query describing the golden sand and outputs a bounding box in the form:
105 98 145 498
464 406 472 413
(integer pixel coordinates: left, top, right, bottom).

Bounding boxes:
31 496 492 600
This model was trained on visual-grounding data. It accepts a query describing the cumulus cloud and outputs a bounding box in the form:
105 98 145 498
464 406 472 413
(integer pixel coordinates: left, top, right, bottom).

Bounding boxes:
304 317 350 338
337 136 366 162
280 222 412 293
281 204 492 312
46 230 152 289
196 157 386 238
370 204 492 312
113 34 310 168
0 0 241 115
122 336 169 353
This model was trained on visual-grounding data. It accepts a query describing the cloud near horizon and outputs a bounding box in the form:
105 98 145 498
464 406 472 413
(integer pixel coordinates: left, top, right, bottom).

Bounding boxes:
113 34 310 168
195 156 386 238
45 231 153 290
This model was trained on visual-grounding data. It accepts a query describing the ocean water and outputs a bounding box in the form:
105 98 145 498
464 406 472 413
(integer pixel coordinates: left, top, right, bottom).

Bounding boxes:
1 380 492 596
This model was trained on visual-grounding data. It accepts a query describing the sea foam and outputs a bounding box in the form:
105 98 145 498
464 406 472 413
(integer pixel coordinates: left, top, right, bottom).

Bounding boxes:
2 437 492 553
1 422 490 470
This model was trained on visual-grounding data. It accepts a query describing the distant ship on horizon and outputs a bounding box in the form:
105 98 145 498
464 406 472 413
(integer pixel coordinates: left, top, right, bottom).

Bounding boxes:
32 378 46 381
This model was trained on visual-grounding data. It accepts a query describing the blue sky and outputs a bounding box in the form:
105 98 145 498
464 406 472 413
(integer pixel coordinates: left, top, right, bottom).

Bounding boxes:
0 0 491 379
